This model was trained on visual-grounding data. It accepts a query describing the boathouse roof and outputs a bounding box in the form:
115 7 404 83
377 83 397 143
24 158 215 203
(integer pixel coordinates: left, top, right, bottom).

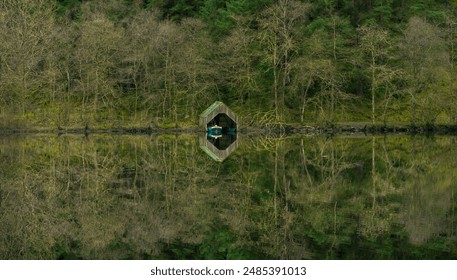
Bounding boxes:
199 101 238 129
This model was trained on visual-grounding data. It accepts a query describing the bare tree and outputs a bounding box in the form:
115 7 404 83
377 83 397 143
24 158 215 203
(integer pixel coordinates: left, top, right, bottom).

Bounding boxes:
0 0 55 116
75 9 123 125
400 17 450 126
257 0 309 121
219 16 260 105
122 11 162 122
359 24 397 126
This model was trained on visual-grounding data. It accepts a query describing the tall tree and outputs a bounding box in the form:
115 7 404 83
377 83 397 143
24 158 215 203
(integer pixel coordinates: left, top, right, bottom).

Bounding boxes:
0 0 55 116
218 16 260 106
359 24 397 126
446 7 457 123
75 6 123 124
400 16 449 126
292 10 353 124
122 11 163 122
257 0 309 121
173 18 216 121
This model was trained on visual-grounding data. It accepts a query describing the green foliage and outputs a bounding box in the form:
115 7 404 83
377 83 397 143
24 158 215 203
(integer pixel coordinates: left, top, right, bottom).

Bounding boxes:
199 0 233 36
198 0 275 37
0 0 456 127
147 0 204 20
56 0 82 18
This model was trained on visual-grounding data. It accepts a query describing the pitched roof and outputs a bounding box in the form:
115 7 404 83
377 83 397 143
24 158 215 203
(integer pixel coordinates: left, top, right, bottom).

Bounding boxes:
199 101 223 118
199 101 238 128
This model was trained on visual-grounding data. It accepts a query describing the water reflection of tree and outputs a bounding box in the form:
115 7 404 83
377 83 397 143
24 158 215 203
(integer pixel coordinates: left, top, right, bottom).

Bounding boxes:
359 136 400 239
289 135 457 259
292 136 360 258
400 137 457 247
1 135 457 259
356 136 457 256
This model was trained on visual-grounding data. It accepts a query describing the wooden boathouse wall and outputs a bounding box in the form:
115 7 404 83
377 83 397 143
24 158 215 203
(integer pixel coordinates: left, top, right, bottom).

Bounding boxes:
199 101 238 130
199 136 239 162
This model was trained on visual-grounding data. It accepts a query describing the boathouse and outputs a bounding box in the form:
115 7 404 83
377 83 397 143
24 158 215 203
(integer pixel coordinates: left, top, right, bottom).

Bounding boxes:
199 101 238 132
199 101 238 162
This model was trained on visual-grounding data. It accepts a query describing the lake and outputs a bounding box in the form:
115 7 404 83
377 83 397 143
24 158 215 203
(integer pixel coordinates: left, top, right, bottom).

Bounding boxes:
0 133 456 259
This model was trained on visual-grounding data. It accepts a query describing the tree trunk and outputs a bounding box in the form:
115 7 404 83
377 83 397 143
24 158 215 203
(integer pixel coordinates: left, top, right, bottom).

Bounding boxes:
371 57 376 126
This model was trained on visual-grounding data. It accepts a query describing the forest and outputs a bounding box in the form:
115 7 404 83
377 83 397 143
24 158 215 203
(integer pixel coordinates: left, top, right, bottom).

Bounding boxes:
2 0 457 260
1 0 457 130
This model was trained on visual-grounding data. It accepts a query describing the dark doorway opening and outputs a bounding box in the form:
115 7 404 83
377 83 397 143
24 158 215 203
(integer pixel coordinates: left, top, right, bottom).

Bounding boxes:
206 113 237 150
206 133 237 150
206 113 237 134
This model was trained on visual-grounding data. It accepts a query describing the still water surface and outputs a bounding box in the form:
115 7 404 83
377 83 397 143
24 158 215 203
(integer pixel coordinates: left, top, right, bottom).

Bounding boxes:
0 134 456 259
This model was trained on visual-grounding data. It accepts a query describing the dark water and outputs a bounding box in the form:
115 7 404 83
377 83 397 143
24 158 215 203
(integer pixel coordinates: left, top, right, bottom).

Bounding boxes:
0 134 456 260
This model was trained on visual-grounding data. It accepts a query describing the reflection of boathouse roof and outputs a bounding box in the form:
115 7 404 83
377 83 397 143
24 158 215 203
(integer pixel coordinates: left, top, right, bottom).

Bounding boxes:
199 136 238 162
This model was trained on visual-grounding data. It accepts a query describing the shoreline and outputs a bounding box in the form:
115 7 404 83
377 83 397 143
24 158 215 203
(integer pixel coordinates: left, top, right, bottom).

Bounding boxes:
2 123 457 136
